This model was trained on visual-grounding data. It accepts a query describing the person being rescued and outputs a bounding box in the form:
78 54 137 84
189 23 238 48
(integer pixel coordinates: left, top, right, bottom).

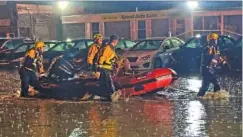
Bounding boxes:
197 33 229 98
18 41 46 97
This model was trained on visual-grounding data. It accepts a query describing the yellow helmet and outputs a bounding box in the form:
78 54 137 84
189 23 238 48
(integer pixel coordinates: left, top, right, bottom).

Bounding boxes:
93 34 103 40
35 41 45 49
207 33 219 41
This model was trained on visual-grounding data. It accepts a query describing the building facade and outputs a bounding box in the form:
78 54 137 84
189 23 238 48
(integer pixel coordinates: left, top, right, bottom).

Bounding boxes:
62 9 242 40
0 2 18 38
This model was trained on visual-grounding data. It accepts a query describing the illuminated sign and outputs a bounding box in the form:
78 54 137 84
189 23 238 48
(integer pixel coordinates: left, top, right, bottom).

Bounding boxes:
102 11 167 21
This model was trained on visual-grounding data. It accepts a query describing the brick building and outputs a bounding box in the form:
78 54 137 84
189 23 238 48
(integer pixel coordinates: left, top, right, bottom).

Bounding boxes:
61 8 242 40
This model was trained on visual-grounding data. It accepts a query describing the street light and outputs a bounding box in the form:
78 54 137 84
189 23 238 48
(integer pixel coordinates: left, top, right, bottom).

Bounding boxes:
186 1 198 37
56 1 69 41
57 1 69 10
187 1 198 10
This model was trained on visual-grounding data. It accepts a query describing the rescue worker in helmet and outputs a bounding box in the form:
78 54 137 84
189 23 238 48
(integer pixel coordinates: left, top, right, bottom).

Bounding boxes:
197 33 228 98
97 34 121 101
87 34 103 71
18 41 45 97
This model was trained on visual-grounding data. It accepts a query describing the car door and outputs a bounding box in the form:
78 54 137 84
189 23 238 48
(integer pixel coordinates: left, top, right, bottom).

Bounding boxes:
154 39 172 68
173 37 206 72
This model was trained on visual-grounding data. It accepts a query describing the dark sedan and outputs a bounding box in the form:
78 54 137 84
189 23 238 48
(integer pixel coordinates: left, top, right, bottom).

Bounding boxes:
154 35 236 73
43 38 135 69
225 37 242 72
0 41 58 67
42 39 94 68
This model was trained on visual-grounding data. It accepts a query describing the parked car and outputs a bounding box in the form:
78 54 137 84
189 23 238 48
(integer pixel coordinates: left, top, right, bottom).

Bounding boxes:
43 39 93 68
0 38 10 47
123 37 185 71
0 38 33 51
0 41 59 66
225 37 242 72
102 39 136 55
156 35 236 73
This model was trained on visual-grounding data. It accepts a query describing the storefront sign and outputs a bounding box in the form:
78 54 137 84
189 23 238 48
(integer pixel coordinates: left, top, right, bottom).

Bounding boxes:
0 19 10 27
102 11 167 21
16 4 53 14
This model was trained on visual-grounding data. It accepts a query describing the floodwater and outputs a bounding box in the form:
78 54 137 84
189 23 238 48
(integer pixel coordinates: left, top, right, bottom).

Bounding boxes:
0 69 242 137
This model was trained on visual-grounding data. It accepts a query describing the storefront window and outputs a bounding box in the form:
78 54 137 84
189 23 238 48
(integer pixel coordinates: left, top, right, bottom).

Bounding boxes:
92 22 99 37
138 20 146 39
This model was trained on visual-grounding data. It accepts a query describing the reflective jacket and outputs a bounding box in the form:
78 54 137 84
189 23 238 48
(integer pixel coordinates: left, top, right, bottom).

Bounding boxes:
98 44 117 70
201 45 226 74
21 48 44 73
87 43 101 65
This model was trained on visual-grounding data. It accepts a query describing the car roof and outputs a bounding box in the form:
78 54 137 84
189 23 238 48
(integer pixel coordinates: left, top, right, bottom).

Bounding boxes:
18 41 58 45
70 39 93 42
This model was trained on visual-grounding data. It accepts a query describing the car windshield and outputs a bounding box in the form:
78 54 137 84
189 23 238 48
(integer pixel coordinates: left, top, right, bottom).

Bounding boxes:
184 36 207 48
131 40 163 50
125 40 136 48
235 38 242 48
48 42 75 52
0 39 8 46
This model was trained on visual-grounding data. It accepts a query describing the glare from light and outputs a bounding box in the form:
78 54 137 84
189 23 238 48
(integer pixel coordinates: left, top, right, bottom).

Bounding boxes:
57 1 69 10
185 101 207 136
66 38 72 42
187 1 199 10
187 78 202 92
195 34 201 38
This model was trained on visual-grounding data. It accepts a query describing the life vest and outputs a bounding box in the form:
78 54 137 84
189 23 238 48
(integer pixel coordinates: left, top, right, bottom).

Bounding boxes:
21 48 44 73
98 44 117 70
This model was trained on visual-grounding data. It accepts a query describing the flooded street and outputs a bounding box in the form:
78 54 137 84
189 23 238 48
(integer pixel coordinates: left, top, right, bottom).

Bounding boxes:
0 69 242 137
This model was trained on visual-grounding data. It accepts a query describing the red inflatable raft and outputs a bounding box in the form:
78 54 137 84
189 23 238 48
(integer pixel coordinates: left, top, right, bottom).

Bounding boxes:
114 68 178 96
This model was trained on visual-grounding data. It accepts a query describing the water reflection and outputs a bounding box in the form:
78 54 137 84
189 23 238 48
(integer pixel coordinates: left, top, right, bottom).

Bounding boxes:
185 101 207 137
0 96 241 137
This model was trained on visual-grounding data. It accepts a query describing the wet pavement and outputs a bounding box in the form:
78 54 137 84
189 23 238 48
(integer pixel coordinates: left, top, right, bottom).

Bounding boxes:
0 69 242 137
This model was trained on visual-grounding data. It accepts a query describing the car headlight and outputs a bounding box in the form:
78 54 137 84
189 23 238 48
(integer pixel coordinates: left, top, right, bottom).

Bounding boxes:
141 55 150 60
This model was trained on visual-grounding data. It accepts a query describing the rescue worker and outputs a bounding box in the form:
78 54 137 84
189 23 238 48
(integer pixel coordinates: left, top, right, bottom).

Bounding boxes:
18 41 45 97
197 33 228 98
97 34 120 101
87 33 103 71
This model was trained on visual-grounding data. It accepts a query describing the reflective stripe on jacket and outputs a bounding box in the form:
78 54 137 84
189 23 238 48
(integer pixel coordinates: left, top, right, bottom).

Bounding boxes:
21 48 44 73
98 44 116 70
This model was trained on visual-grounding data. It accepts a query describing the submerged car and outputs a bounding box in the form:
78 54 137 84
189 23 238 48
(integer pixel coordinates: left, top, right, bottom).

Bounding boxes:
154 35 236 73
123 37 184 71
